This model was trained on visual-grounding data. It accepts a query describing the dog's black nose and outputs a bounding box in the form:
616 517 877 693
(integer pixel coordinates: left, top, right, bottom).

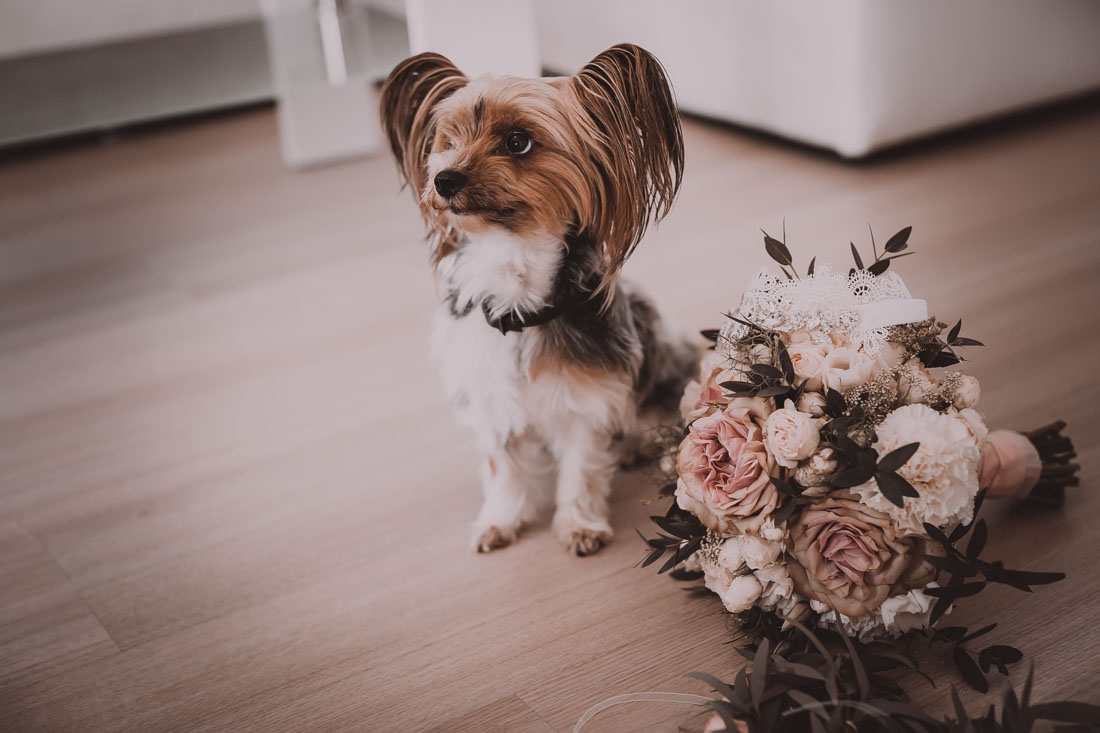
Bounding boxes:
434 169 467 199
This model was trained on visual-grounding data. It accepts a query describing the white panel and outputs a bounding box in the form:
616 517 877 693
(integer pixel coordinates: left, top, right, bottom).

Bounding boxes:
405 0 539 78
535 0 1100 157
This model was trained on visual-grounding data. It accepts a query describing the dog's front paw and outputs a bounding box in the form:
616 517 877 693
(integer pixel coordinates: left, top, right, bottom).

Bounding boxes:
557 523 612 557
567 528 610 556
471 524 520 553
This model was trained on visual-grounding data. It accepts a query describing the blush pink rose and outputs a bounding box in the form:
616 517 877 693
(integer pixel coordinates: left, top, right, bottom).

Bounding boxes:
787 493 934 618
675 398 778 535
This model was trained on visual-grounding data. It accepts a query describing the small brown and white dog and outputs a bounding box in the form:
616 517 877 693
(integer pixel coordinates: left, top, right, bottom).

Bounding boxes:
380 44 696 555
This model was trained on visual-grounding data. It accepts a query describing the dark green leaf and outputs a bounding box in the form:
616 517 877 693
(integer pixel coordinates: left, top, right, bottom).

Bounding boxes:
751 363 783 378
825 389 847 416
751 637 770 709
777 342 795 382
884 226 912 253
925 582 986 600
978 644 1022 674
764 234 793 266
948 320 962 344
923 522 951 545
931 626 967 643
850 242 865 270
774 497 799 526
868 259 890 276
953 647 988 693
807 256 816 276
640 547 664 568
688 671 740 706
1030 702 1100 724
875 471 919 507
759 385 792 398
877 442 920 473
832 467 875 488
700 328 720 342
770 475 802 497
720 382 758 395
966 519 987 558
960 623 996 643
839 628 870 701
985 567 1066 590
955 337 984 347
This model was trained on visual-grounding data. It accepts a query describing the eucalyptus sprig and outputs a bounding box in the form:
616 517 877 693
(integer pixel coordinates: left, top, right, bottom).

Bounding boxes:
850 225 916 276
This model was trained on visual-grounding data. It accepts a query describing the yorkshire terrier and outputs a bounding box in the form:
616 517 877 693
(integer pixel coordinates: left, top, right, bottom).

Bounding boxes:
380 44 696 555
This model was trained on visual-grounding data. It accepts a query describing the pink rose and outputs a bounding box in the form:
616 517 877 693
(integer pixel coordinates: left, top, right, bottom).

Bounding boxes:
787 493 934 618
679 352 730 421
675 398 778 535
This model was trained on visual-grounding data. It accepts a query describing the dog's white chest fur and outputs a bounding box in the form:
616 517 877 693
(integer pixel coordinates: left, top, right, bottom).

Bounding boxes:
431 231 633 454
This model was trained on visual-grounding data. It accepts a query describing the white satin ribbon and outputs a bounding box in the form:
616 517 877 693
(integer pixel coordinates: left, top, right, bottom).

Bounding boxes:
854 298 928 330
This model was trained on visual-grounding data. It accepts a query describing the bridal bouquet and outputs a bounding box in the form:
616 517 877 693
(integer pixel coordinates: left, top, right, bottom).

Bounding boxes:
641 227 1078 641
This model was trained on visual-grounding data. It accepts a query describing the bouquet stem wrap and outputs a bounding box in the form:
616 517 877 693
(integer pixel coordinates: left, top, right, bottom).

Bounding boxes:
980 421 1080 506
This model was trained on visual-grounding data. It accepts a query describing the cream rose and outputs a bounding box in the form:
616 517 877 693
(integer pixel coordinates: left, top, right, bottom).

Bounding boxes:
786 335 831 391
952 375 981 409
674 398 779 535
821 347 876 392
791 445 839 488
796 391 828 417
764 400 820 468
897 361 937 405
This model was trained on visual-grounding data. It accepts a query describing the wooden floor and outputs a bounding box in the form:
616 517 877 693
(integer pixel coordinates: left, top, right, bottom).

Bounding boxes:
1 102 1099 732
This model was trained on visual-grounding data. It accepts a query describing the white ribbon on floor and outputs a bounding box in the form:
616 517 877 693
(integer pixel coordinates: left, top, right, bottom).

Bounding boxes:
573 692 716 732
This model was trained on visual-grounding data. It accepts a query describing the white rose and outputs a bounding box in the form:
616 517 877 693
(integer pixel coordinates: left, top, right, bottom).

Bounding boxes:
953 375 981 409
879 587 936 634
764 400 821 468
786 339 830 391
757 515 788 542
732 534 783 570
719 573 763 613
717 538 744 570
897 361 937 405
821 347 876 392
795 391 828 417
954 407 989 447
754 562 795 611
791 445 839 487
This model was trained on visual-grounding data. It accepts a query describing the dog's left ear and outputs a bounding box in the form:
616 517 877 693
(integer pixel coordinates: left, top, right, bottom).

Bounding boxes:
564 44 684 291
379 53 468 194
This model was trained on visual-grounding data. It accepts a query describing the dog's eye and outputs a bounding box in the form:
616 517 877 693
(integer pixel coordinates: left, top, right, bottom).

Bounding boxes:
504 131 532 156
445 138 456 150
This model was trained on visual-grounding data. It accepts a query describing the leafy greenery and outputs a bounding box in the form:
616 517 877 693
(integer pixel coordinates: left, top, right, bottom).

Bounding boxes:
695 622 1100 732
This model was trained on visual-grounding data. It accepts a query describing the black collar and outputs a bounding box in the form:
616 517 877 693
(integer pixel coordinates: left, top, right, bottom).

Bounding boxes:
482 274 600 334
480 232 602 335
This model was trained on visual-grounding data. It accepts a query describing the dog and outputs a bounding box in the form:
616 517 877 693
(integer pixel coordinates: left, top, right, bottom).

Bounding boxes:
379 44 697 555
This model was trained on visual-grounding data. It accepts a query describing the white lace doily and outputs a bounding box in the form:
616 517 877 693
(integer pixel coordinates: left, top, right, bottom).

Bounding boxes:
720 264 927 355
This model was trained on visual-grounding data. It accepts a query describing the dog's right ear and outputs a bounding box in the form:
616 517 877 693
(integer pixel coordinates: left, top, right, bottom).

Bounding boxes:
379 53 467 193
